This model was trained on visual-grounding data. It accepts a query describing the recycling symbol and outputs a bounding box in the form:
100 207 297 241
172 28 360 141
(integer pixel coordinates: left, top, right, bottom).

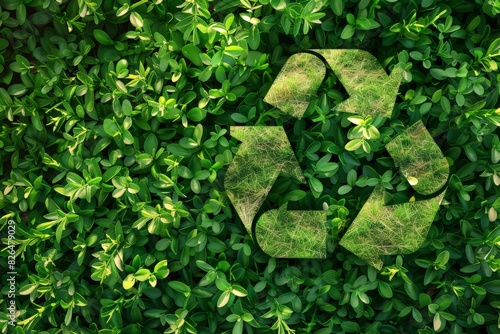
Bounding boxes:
225 50 449 270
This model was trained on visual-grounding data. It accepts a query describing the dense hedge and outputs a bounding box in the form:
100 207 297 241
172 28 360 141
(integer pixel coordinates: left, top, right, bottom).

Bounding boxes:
1 0 500 333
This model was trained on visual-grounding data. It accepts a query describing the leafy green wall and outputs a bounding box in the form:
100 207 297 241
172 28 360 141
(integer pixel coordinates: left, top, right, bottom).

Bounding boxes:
1 0 500 333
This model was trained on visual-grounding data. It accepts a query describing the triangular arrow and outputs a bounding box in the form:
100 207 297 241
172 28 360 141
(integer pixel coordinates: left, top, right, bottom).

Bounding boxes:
310 49 403 118
224 126 304 236
385 120 449 195
339 185 445 270
264 53 326 119
340 120 449 269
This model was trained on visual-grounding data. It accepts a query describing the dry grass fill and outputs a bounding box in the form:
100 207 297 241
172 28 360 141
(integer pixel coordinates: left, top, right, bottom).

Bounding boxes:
340 185 445 270
386 120 449 195
224 126 304 235
264 53 325 119
312 49 403 118
255 205 327 258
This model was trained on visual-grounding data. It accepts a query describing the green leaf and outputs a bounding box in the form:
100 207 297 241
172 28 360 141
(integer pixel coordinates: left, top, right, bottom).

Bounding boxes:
331 0 344 16
224 46 245 57
19 283 37 295
94 29 114 46
249 26 260 50
123 274 136 290
482 280 500 294
356 18 380 30
412 308 423 322
284 190 306 201
16 4 26 25
130 12 144 28
338 185 352 195
316 162 339 174
168 281 191 295
134 269 151 281
216 278 231 291
187 107 207 122
144 134 158 155
8 84 27 96
341 321 361 333
231 285 248 297
182 44 203 66
154 261 170 279
217 290 231 308
473 313 485 325
232 319 243 334
231 113 248 123
487 37 500 56
309 176 324 194
378 281 393 298
404 281 419 301
435 251 450 267
103 119 121 137
345 139 363 151
341 25 355 39
435 294 452 310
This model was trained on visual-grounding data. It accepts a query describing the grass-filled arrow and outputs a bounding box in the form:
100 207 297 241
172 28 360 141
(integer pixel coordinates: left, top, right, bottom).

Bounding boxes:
255 204 327 258
224 126 305 236
385 120 450 195
339 185 445 270
311 49 403 118
340 120 449 269
264 53 326 119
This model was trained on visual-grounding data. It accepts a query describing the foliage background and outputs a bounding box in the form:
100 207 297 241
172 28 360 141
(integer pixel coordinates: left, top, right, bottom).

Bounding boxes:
1 0 500 333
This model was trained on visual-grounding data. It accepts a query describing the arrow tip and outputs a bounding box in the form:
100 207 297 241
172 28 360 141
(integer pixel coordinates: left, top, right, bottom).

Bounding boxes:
339 185 445 270
311 49 402 118
386 120 450 195
264 53 326 119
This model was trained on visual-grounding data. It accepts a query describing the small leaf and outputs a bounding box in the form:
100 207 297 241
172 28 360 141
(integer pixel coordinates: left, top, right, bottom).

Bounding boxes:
130 12 144 28
135 269 151 281
182 44 203 66
19 283 37 295
231 285 248 297
116 3 129 17
433 313 443 331
224 46 245 57
407 176 419 186
94 29 114 46
187 107 207 122
483 280 500 295
338 185 352 195
249 25 260 50
284 190 306 201
103 119 120 137
341 25 355 39
488 207 498 222
345 139 363 151
168 281 191 295
123 274 136 290
217 290 231 308
347 116 364 125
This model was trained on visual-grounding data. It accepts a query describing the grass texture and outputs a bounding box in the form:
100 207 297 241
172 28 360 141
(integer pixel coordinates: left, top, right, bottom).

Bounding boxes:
264 53 326 119
224 126 304 235
386 120 450 195
255 205 327 258
313 49 403 118
340 185 445 270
